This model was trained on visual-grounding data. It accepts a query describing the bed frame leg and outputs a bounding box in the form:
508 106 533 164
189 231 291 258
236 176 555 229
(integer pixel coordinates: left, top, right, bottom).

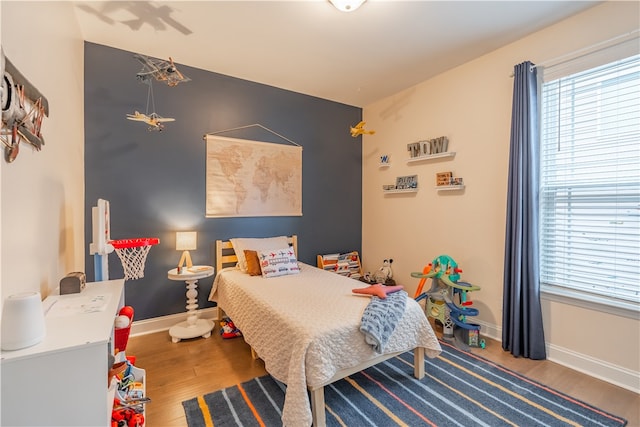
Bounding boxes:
414 346 425 379
309 387 326 427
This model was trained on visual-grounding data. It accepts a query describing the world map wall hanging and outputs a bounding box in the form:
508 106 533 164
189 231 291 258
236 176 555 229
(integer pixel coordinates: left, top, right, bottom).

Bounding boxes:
205 135 302 218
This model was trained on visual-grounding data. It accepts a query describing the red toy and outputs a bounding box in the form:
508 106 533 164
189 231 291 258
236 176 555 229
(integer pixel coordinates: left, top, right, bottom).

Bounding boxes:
111 407 144 427
219 317 242 339
114 306 134 352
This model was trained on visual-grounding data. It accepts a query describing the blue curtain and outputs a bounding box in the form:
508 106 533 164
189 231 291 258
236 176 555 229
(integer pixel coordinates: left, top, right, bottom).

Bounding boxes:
502 61 546 360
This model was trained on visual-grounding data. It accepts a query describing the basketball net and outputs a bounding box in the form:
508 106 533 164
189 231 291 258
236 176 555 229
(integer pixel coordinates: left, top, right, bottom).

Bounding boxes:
110 238 159 281
113 246 152 280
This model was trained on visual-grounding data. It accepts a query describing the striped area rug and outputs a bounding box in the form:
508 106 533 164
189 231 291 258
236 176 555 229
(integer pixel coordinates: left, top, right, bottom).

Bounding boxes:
183 341 627 426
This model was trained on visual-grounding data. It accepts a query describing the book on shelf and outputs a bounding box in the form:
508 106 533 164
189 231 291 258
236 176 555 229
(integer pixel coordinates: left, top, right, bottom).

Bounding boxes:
335 261 350 275
321 253 339 261
318 251 362 279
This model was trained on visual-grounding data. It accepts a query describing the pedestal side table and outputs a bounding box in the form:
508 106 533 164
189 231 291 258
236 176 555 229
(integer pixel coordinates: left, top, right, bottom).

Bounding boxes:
167 266 215 343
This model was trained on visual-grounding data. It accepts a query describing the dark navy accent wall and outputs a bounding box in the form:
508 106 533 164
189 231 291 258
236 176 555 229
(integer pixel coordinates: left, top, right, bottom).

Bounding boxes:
84 42 362 320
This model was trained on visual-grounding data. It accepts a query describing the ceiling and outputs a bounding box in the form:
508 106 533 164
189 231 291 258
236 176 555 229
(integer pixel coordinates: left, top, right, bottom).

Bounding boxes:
73 0 601 107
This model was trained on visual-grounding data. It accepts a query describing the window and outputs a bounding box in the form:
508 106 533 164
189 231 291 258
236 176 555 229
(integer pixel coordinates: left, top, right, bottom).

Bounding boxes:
539 52 640 313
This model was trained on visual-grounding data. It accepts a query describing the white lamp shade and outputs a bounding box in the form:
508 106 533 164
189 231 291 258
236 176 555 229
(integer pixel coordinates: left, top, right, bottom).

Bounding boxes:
176 231 197 251
1 292 46 351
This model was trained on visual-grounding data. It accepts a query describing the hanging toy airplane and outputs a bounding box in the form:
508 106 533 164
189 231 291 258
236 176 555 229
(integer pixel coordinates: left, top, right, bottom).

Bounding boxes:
126 64 176 131
126 111 175 131
134 54 191 87
350 121 375 137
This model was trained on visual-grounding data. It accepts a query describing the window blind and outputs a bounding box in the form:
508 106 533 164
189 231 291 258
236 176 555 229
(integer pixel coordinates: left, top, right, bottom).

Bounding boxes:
539 54 640 306
541 35 639 82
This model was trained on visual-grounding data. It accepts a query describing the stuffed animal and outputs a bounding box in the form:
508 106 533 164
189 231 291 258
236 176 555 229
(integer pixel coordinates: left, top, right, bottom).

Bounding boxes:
372 259 395 285
219 317 243 339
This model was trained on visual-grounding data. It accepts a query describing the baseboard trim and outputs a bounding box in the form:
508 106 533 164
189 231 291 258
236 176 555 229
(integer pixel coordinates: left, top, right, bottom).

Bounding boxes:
546 342 640 394
130 308 218 337
476 319 501 342
476 319 639 394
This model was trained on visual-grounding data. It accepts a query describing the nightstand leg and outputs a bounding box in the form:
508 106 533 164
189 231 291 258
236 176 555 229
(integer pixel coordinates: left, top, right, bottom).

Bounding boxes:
169 278 215 342
185 279 200 326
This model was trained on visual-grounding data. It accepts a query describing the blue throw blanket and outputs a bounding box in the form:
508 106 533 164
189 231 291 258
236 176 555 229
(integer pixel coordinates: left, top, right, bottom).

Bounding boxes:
359 290 408 353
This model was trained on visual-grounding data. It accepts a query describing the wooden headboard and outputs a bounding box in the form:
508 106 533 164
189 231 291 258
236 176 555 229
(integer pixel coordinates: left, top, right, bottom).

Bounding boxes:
215 235 298 272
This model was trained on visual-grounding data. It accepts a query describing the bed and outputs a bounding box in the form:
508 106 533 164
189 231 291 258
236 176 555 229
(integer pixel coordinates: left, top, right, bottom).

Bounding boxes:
208 236 441 427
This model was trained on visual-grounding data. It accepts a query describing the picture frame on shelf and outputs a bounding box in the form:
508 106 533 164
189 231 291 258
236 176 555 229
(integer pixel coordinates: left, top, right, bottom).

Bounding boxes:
395 174 418 190
436 172 453 186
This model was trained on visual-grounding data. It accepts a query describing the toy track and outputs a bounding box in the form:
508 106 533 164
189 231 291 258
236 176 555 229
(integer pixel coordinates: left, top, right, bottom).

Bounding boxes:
439 275 481 291
445 301 480 330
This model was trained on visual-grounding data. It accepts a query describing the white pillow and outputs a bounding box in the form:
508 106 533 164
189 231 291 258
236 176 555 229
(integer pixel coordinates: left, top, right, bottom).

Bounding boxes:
230 236 290 273
258 248 300 278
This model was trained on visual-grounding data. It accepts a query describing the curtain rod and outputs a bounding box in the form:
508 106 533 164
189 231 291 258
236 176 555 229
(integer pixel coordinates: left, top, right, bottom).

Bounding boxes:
510 29 639 76
533 29 639 70
203 123 301 148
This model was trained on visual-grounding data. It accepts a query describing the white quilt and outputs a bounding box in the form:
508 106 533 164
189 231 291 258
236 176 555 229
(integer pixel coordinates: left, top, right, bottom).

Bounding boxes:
209 263 441 427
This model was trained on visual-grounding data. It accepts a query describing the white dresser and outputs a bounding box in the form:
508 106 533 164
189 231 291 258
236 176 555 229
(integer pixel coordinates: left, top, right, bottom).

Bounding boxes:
1 279 125 426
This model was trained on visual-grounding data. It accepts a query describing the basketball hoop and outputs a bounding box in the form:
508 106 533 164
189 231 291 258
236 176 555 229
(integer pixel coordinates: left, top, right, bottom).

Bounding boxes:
110 238 159 281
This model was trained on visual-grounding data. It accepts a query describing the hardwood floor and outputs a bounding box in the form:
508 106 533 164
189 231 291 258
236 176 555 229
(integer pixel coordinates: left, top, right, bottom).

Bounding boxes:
126 322 639 426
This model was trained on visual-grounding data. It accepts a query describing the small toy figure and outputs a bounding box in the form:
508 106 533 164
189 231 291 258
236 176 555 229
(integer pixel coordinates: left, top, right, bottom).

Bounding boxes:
372 259 395 285
219 317 242 339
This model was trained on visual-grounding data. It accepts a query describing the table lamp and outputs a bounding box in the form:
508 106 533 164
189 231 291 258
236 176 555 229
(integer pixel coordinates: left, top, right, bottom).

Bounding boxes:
176 231 197 269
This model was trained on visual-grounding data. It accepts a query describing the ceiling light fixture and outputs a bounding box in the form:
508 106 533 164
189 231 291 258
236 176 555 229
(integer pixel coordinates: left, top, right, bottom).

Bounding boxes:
329 0 366 12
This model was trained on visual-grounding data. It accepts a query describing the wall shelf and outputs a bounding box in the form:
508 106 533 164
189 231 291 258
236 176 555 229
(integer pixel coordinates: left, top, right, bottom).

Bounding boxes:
379 163 391 169
436 185 465 191
407 151 456 164
384 188 419 194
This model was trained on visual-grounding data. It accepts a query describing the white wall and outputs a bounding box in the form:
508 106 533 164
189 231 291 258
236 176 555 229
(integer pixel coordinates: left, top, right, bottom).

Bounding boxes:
1 2 85 304
362 1 639 392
